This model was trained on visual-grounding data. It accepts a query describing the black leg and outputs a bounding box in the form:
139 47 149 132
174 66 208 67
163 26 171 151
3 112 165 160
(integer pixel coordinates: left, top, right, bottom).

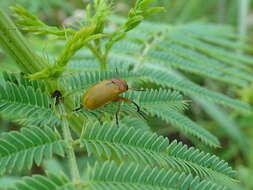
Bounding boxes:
116 66 119 75
131 101 148 120
73 105 83 112
116 112 119 127
115 103 121 127
116 97 148 121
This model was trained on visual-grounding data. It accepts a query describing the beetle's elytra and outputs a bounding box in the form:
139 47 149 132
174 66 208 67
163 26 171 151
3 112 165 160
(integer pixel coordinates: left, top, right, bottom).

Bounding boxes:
82 78 128 110
76 78 146 125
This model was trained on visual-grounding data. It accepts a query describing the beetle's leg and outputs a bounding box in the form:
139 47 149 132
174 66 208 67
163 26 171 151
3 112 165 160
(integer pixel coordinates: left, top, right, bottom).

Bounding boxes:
73 105 83 112
116 66 119 75
115 97 147 120
115 102 121 127
130 101 148 120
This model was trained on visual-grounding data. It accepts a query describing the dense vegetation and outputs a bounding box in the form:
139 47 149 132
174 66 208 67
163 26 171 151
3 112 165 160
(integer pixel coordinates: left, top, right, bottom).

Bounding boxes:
0 0 252 190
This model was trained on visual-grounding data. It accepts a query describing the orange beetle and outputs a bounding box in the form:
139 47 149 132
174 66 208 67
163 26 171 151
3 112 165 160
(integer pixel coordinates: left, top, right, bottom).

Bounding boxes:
76 78 146 125
82 78 129 109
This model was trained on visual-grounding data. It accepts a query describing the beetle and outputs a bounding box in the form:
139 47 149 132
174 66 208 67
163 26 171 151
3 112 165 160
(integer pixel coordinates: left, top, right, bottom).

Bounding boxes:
75 78 146 125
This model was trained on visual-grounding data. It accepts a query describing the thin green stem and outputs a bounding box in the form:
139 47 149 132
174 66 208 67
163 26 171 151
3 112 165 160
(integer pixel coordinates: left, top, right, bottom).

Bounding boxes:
100 55 107 70
133 32 163 71
237 0 250 54
218 0 226 24
238 0 250 37
87 43 107 70
0 9 84 134
0 10 47 73
60 105 81 183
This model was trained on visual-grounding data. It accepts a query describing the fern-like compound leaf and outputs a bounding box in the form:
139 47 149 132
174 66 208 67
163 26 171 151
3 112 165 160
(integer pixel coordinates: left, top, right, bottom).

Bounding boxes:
157 42 253 82
147 49 248 87
9 172 75 190
197 99 249 154
2 71 47 93
80 122 235 186
125 88 188 112
11 5 73 37
140 66 251 112
123 89 219 147
86 161 228 190
0 126 66 175
0 81 58 126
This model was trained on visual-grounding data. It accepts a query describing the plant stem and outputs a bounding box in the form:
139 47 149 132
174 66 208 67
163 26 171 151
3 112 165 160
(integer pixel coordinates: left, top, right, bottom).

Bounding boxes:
133 32 162 71
87 43 107 70
237 0 250 54
0 10 47 73
60 105 81 183
218 0 226 24
100 55 107 70
0 9 84 134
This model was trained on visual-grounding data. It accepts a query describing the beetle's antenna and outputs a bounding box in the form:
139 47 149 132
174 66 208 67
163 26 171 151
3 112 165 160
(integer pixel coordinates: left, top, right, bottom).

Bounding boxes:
128 88 146 91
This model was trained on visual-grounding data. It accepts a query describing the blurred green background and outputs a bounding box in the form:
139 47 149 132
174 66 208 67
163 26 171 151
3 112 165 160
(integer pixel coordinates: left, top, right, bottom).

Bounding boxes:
1 0 253 70
0 0 253 189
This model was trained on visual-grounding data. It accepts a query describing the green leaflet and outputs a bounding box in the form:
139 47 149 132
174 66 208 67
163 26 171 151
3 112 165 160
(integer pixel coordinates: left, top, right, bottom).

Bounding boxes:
86 161 228 190
0 126 66 174
9 172 75 190
80 122 236 186
0 81 58 126
140 66 251 112
123 89 219 147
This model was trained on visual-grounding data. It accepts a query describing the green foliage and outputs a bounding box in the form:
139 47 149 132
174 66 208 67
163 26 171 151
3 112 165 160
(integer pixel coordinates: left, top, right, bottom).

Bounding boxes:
80 122 235 185
85 0 111 33
9 172 75 190
197 99 249 154
0 126 66 174
11 5 74 37
0 1 252 190
86 161 228 190
140 66 251 112
124 89 219 147
2 71 47 92
0 73 58 126
124 0 164 32
55 27 105 67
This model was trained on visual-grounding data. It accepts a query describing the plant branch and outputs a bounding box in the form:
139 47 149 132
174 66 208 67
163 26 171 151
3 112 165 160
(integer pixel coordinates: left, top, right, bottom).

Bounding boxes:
86 43 107 70
237 0 250 54
133 31 164 71
59 104 81 183
0 9 85 134
0 10 47 73
218 0 226 23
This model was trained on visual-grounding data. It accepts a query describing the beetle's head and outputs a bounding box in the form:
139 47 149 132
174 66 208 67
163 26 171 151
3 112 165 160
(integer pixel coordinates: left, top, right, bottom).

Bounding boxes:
111 78 128 92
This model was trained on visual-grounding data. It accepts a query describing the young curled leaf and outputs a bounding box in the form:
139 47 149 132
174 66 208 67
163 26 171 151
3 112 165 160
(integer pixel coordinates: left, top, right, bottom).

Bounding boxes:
124 15 144 32
11 5 75 37
143 7 165 17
